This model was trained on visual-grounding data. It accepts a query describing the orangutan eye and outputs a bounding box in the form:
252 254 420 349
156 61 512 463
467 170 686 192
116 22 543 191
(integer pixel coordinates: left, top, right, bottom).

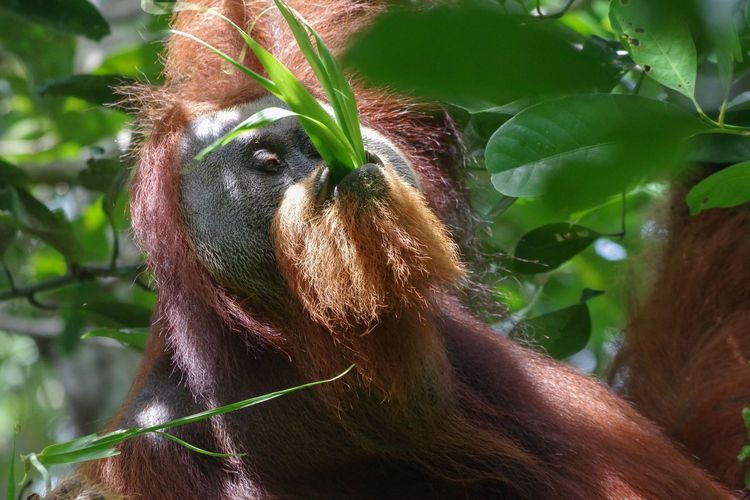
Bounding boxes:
252 149 283 173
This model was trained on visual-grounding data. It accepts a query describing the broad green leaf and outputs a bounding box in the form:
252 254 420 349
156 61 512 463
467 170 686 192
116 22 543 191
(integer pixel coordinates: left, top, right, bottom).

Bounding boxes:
77 158 129 216
96 44 165 82
0 186 80 260
81 328 149 351
78 158 123 192
0 0 109 41
686 161 750 215
689 132 750 164
0 160 28 186
80 300 153 327
693 0 744 95
516 303 592 359
514 224 601 275
39 74 135 107
344 6 616 106
610 0 697 100
486 94 707 212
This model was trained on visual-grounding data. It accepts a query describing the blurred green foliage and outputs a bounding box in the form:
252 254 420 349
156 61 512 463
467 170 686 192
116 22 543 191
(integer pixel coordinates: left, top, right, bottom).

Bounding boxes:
1 0 750 495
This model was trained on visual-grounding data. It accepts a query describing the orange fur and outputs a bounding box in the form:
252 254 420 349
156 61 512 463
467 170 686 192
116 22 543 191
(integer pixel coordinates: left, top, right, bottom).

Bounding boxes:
273 164 463 331
614 183 750 490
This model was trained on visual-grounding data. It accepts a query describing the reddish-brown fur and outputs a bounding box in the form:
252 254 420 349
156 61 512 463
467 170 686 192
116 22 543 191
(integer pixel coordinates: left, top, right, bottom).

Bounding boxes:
47 1 747 499
613 182 750 491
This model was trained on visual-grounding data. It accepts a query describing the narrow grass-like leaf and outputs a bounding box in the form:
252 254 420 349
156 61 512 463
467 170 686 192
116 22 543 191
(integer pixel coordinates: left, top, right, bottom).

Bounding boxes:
208 10 358 171
175 4 365 181
152 431 243 458
273 0 366 166
28 454 51 494
139 364 354 431
22 365 354 482
170 29 278 94
312 32 366 166
6 432 16 500
173 29 349 169
197 107 344 164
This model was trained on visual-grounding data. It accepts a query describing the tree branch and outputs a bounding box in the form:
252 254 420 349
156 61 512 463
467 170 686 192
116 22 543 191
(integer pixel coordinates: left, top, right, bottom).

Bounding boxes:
0 263 150 306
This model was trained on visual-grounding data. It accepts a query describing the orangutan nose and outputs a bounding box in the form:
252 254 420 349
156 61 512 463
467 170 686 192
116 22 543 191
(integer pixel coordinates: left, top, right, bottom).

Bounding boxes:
335 163 388 202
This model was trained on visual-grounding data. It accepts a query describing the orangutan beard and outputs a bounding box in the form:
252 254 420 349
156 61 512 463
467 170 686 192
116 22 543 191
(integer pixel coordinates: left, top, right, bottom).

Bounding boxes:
272 163 464 333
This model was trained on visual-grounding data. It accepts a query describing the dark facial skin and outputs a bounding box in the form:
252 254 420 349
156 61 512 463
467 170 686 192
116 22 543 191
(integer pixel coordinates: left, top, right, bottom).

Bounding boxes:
180 95 419 297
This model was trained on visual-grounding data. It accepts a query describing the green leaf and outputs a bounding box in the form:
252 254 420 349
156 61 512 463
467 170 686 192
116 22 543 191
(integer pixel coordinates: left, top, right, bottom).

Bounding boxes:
516 303 592 359
77 158 129 216
6 432 16 500
514 224 601 275
79 300 153 328
23 366 354 476
197 107 316 161
81 327 149 351
738 407 750 489
0 0 110 41
39 74 134 107
486 94 707 212
610 0 698 100
172 24 355 180
689 132 750 164
273 0 366 167
0 222 15 258
78 158 124 192
0 186 80 260
141 0 177 15
344 6 617 106
0 160 28 187
152 431 242 458
96 44 165 82
686 161 750 215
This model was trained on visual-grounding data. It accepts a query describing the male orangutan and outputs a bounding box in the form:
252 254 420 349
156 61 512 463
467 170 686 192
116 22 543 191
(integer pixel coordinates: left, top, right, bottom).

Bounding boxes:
46 1 750 499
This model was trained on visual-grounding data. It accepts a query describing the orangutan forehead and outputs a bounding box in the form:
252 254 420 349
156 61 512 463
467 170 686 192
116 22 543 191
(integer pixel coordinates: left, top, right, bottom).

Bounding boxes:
184 95 292 143
179 95 303 165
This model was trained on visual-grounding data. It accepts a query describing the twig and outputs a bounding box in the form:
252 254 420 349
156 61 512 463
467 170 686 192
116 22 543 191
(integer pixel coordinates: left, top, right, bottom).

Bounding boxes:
0 264 148 307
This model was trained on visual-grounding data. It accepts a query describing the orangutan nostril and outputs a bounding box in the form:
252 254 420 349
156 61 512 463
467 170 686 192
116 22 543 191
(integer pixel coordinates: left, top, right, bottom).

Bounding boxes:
314 166 335 206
